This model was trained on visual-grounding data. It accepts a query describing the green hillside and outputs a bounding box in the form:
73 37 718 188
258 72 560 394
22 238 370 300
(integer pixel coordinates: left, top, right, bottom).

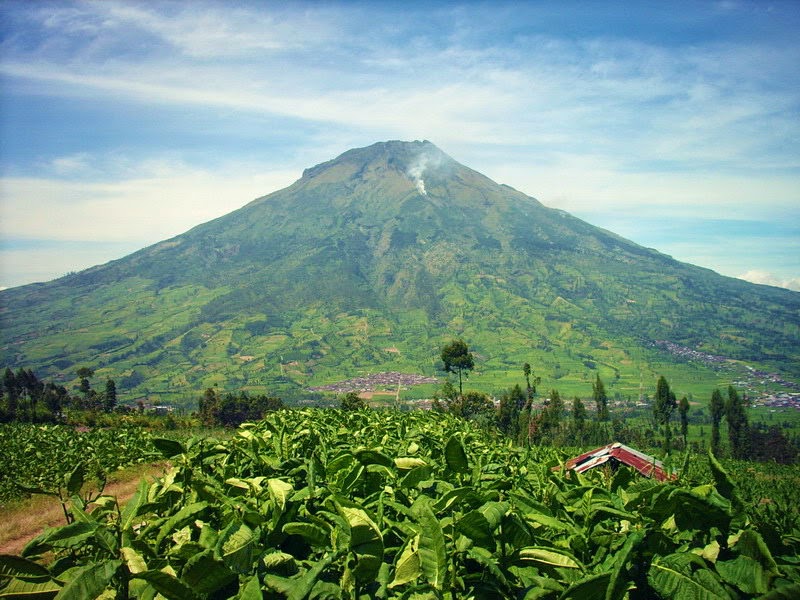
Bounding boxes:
1 141 798 404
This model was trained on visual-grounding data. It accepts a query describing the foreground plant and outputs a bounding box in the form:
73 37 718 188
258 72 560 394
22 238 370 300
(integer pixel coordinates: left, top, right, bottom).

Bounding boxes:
2 409 799 598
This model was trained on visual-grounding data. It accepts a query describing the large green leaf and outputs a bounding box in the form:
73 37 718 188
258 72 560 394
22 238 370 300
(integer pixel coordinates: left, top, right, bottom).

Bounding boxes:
0 555 51 579
735 529 779 582
394 457 427 470
0 576 62 599
717 555 767 595
560 572 612 600
414 500 448 591
338 505 384 582
267 479 293 512
445 435 469 474
648 554 729 599
707 450 740 507
23 521 96 555
604 532 643 600
263 553 336 600
388 535 421 589
151 438 185 459
219 522 256 574
400 465 433 489
283 522 330 548
518 547 583 570
120 547 148 575
64 463 85 497
155 501 208 547
181 550 237 597
119 479 149 532
525 511 579 535
456 501 509 548
134 570 197 600
53 560 121 600
235 576 263 600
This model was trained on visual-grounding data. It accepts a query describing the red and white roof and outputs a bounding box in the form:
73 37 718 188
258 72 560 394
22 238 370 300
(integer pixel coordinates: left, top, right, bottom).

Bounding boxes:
563 442 674 482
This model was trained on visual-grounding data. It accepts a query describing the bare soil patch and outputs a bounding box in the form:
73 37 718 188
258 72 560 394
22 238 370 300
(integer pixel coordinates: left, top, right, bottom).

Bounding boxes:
0 462 170 556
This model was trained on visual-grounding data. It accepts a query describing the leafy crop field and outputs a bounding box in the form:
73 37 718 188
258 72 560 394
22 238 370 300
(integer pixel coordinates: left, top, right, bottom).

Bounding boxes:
2 410 799 598
0 424 160 505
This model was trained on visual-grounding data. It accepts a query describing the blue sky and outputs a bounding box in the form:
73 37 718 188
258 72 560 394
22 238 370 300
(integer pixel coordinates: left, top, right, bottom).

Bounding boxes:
1 0 798 290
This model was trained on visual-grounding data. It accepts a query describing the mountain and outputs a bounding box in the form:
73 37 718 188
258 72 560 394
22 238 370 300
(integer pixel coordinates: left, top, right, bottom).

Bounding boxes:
1 140 799 404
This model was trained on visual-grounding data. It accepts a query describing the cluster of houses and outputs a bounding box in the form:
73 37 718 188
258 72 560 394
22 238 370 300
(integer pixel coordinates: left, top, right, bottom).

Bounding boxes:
308 371 439 395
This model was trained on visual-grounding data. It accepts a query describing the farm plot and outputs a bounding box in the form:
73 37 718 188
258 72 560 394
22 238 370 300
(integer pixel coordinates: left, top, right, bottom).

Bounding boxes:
0 424 160 504
2 409 799 598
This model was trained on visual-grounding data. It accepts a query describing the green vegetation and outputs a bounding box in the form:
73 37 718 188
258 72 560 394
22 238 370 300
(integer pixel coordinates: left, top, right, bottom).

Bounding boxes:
440 339 474 396
198 388 284 428
1 141 798 404
2 409 799 598
0 423 159 505
340 391 367 411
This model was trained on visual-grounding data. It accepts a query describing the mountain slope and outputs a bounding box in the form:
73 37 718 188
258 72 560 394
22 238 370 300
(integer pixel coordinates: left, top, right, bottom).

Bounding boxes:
2 140 798 403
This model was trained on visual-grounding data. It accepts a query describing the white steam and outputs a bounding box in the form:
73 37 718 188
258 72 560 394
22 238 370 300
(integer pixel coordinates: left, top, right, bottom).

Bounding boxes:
407 158 428 195
407 150 442 196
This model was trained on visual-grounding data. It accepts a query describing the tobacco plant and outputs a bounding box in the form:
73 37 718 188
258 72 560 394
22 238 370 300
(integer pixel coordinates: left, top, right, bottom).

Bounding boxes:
2 409 799 599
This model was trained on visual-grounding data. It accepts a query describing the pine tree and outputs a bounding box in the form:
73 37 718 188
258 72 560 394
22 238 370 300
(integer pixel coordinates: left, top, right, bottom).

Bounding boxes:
592 374 609 421
653 376 677 453
572 396 587 442
726 386 750 459
710 388 725 455
542 389 564 442
678 396 690 448
103 379 117 413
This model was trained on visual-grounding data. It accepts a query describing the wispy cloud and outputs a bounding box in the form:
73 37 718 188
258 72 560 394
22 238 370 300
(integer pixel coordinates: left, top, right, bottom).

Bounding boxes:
0 1 798 289
0 158 298 243
738 270 800 292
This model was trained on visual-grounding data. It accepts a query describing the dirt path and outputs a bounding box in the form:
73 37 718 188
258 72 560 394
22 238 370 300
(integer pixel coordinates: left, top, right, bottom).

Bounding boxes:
0 462 170 556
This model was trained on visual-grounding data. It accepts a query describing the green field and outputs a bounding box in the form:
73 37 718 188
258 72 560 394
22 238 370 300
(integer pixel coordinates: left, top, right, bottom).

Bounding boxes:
1 409 798 598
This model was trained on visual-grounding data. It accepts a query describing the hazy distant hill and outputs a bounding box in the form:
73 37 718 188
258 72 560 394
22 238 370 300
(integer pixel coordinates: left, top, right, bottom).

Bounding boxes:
2 140 798 403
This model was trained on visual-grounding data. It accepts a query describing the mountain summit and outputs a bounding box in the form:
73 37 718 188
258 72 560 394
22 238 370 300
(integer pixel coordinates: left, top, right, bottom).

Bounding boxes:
2 141 798 402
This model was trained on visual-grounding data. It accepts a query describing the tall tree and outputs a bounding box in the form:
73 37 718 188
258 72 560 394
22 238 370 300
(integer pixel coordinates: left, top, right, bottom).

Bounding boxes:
3 367 19 421
709 388 725 456
572 396 587 442
592 374 609 421
198 387 220 426
42 382 68 420
522 362 540 404
542 389 564 440
441 339 475 396
726 386 750 459
103 379 117 413
497 384 525 439
678 396 690 448
75 367 95 409
653 376 677 453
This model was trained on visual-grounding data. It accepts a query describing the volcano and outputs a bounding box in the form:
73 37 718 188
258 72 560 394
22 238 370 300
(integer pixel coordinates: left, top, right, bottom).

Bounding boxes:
2 141 798 403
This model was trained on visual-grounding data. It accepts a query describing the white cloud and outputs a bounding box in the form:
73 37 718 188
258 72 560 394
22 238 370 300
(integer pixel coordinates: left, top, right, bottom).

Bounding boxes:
34 0 341 59
50 153 91 175
0 160 299 244
1 1 798 289
738 270 800 291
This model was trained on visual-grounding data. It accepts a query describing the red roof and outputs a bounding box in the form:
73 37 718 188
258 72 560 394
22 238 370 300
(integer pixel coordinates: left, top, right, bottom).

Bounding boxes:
563 442 674 482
